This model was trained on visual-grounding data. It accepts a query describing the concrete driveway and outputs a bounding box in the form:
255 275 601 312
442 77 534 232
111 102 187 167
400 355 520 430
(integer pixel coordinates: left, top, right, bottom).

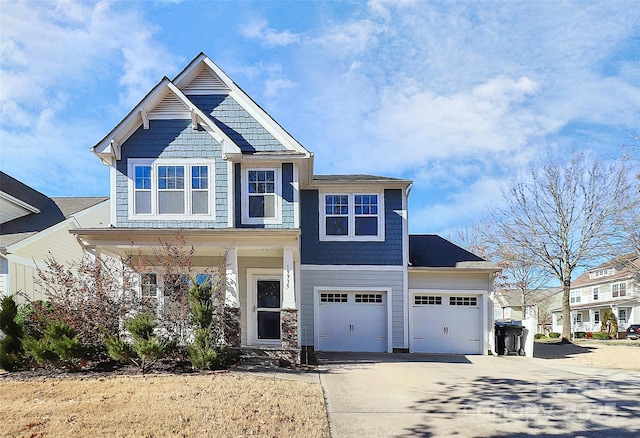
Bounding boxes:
318 352 640 437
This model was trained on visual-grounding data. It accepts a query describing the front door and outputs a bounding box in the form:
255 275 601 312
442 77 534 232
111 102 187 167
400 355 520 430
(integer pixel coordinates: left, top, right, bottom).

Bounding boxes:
256 279 281 342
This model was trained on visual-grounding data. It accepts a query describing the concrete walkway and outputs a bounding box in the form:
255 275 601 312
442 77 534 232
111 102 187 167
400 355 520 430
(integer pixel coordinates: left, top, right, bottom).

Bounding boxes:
318 352 640 437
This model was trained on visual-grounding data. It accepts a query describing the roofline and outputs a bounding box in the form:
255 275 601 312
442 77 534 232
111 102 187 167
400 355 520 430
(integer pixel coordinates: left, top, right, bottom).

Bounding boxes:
408 265 501 273
4 199 110 253
0 191 40 214
310 179 412 189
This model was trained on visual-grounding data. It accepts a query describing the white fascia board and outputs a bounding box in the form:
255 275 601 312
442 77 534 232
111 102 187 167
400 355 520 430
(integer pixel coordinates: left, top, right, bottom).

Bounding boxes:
199 57 310 157
6 200 108 254
92 78 173 166
0 192 40 214
301 265 404 271
165 83 241 155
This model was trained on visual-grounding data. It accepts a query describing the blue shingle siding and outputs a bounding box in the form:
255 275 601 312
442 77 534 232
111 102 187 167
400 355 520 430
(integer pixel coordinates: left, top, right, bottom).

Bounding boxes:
300 189 404 265
114 119 228 228
187 95 286 152
233 162 295 229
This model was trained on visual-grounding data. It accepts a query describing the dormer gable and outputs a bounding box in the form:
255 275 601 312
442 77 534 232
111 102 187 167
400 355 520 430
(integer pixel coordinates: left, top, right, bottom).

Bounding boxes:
92 78 241 166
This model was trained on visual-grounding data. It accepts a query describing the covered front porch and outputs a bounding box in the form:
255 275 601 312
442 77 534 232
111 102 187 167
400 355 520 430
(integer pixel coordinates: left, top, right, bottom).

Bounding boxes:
570 298 639 333
70 228 302 365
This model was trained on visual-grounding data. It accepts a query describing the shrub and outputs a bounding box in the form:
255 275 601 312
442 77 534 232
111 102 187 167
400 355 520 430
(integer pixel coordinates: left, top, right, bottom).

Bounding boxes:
574 331 586 338
586 332 593 339
549 332 561 338
592 331 609 340
22 320 83 368
187 276 226 370
0 296 24 371
601 311 618 339
534 333 547 339
105 312 168 374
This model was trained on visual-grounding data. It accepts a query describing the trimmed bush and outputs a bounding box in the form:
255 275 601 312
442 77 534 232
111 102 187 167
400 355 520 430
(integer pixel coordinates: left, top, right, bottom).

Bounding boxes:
534 333 547 339
574 331 586 338
592 331 609 340
22 320 83 368
549 332 561 338
0 296 24 371
586 332 593 339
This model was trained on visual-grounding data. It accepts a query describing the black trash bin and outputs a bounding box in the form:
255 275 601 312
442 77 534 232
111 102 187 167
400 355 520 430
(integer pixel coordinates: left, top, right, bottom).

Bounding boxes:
495 322 525 356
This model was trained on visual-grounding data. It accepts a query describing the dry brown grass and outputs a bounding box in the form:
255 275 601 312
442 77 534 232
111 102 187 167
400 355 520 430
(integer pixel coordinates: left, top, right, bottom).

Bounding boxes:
0 373 329 437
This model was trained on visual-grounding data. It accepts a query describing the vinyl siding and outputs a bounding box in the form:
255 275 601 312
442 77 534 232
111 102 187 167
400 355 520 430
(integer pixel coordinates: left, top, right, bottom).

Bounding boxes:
409 271 492 291
0 257 7 297
299 268 405 348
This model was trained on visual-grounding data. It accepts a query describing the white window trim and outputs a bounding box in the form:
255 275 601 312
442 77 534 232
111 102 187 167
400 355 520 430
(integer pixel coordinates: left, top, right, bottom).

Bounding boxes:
319 191 385 242
619 309 627 323
127 158 216 221
241 167 282 225
570 290 581 303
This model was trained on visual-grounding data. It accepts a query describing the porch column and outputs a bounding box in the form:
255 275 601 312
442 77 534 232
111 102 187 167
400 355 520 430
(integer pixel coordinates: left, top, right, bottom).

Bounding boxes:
281 247 298 361
225 247 239 307
588 309 594 332
223 247 241 351
282 247 296 309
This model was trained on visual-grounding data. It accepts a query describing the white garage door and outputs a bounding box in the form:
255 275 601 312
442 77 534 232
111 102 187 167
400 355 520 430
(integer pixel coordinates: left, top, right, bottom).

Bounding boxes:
412 294 482 354
317 291 388 352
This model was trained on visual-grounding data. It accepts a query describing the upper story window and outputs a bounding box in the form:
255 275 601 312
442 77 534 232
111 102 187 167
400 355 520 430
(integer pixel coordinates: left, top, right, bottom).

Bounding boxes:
321 192 384 241
592 287 599 301
590 268 613 279
570 289 581 304
242 167 281 225
128 159 214 220
612 282 627 298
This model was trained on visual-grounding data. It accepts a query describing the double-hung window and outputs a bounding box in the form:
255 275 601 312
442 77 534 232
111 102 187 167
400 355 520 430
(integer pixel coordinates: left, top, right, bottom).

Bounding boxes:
612 282 626 298
570 290 581 304
321 192 384 241
140 273 157 298
592 287 599 301
128 159 214 219
242 168 281 224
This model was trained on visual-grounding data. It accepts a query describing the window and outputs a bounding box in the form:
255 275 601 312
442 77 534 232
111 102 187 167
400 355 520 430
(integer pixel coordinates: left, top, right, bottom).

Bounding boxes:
494 307 502 319
574 313 583 324
321 192 384 241
619 309 627 324
355 293 383 303
612 282 626 298
593 287 599 301
140 273 157 297
594 311 600 324
242 168 281 224
415 296 442 305
320 293 347 303
449 296 478 306
128 159 213 219
570 290 581 304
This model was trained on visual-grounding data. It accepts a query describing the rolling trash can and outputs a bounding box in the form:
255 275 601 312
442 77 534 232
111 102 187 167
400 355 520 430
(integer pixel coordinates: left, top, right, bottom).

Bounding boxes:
495 322 525 356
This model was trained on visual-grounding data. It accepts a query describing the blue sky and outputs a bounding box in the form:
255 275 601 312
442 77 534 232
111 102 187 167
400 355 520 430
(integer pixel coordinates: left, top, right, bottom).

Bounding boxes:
1 0 639 235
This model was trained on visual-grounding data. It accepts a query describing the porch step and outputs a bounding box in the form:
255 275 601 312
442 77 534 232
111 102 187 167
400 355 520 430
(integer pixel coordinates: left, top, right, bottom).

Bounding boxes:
239 346 300 368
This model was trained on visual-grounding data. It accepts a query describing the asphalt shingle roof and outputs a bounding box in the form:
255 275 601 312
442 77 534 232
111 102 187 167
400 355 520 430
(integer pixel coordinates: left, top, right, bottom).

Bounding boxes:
409 234 485 268
1 172 107 249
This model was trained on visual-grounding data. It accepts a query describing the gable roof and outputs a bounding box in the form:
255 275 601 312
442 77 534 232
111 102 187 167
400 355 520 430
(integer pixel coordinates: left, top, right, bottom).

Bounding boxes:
409 234 487 268
1 171 45 224
92 53 311 165
571 253 639 288
1 196 107 249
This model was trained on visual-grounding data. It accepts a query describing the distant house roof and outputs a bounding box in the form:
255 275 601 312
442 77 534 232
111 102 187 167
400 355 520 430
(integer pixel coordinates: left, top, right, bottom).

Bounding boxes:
409 234 486 268
571 253 639 288
0 173 107 249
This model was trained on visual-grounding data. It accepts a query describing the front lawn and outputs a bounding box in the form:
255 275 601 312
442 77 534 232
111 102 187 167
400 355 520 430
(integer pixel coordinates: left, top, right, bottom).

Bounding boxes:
0 373 329 437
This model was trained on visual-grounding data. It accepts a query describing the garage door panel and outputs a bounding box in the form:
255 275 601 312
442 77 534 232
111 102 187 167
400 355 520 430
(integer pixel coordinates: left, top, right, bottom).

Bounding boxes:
317 291 388 352
412 293 482 355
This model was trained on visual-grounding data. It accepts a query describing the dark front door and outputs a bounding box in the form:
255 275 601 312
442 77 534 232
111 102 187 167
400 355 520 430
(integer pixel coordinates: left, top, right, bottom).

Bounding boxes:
256 280 281 340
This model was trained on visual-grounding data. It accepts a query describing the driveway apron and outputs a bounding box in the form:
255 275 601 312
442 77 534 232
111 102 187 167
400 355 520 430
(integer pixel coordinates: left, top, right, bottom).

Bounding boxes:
318 352 640 437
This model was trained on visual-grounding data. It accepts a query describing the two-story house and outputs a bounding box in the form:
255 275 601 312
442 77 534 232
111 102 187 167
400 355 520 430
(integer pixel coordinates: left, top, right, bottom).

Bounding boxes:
70 53 498 364
551 254 639 335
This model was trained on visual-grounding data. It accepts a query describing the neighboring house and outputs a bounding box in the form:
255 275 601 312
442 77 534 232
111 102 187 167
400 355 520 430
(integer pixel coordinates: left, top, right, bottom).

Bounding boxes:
495 288 562 334
0 171 109 303
551 254 639 335
70 53 498 363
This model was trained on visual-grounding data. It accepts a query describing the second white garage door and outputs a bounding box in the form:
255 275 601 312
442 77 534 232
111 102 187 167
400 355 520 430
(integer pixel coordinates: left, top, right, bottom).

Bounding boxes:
411 293 483 354
317 291 388 352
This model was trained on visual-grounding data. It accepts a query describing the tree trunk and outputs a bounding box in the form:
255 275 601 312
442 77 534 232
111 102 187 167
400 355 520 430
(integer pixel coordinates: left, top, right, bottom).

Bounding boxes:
561 279 572 342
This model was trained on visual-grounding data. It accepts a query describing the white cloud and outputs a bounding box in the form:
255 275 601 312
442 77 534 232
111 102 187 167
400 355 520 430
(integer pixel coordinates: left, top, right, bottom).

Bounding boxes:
0 0 175 195
239 19 300 47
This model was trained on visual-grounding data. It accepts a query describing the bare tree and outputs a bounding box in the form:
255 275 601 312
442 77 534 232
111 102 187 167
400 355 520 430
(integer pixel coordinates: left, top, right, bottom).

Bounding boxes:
490 152 633 342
